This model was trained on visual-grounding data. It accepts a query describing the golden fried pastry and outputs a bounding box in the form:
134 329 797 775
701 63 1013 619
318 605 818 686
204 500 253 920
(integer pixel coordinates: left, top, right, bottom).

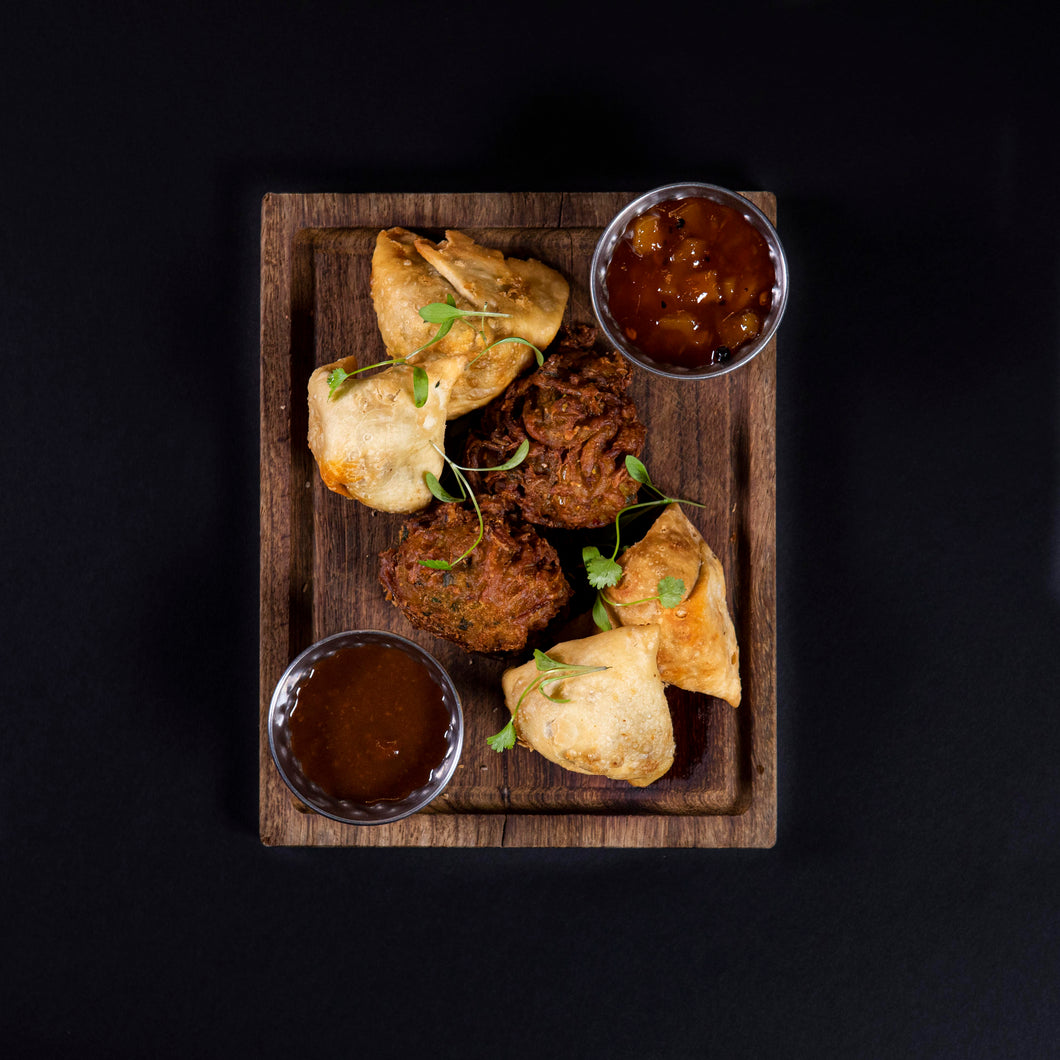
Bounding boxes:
371 227 492 368
370 227 569 419
307 354 465 513
413 230 569 352
501 625 674 787
606 504 741 707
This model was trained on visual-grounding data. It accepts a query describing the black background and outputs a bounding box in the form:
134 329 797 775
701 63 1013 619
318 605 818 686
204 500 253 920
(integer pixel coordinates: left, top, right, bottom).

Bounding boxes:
3 2 1058 1056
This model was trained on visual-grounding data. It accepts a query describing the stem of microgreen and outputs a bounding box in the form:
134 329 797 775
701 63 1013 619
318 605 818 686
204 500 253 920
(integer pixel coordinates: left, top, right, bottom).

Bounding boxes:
487 650 610 752
466 335 545 369
591 575 686 632
582 459 705 627
582 458 706 591
327 358 430 406
328 298 543 404
419 440 530 572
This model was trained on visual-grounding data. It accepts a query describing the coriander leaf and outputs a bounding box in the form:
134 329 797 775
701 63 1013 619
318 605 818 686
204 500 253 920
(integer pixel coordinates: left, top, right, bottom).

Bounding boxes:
585 552 623 589
327 366 356 398
327 356 418 400
419 558 454 570
412 365 429 407
486 717 517 752
656 576 685 609
625 455 651 485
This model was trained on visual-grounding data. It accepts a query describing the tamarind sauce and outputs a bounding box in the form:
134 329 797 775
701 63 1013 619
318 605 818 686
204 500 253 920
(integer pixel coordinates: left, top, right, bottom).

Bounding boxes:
605 196 775 370
288 642 451 803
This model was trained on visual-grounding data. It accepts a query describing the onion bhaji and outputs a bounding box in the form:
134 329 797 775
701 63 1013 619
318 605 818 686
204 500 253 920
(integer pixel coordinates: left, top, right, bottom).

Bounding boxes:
378 496 572 653
463 324 647 529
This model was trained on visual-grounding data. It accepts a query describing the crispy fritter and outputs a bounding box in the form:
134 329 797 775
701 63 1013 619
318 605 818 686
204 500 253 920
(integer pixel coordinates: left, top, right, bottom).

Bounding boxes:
463 325 647 529
378 497 571 654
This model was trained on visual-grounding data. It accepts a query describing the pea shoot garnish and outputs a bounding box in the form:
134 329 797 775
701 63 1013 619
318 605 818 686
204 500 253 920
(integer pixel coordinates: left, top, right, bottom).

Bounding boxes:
326 295 544 405
486 649 610 752
419 296 546 369
327 359 431 405
419 439 530 571
584 456 705 631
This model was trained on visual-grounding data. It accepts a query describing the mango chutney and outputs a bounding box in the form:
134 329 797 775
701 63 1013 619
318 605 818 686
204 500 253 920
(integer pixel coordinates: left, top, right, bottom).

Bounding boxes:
604 196 776 371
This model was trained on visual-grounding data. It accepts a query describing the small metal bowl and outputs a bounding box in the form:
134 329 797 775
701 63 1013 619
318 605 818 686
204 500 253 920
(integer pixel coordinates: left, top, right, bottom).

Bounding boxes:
590 182 789 379
268 629 464 825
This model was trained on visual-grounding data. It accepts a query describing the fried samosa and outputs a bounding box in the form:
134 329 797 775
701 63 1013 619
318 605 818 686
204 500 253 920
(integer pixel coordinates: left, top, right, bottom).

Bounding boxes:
371 227 492 366
370 227 569 419
413 229 569 351
501 625 674 787
307 354 465 513
606 504 741 707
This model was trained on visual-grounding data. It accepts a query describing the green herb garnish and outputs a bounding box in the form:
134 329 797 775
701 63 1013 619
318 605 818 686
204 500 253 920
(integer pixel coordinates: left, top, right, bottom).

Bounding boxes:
419 439 530 571
326 295 543 406
467 334 545 369
590 575 686 633
654 575 686 608
585 457 705 630
419 301 544 367
487 649 610 752
327 359 431 407
418 298 510 326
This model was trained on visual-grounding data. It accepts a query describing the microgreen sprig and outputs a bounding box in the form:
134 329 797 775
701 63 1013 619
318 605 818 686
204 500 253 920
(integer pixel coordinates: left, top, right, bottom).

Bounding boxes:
428 299 545 368
418 296 509 327
419 439 530 571
327 359 431 405
326 295 543 405
487 649 610 752
582 456 705 631
468 334 545 369
582 456 705 589
417 298 544 366
590 575 686 631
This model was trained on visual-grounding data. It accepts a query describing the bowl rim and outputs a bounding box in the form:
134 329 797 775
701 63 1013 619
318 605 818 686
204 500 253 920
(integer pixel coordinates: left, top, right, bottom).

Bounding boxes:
267 628 464 826
590 181 789 380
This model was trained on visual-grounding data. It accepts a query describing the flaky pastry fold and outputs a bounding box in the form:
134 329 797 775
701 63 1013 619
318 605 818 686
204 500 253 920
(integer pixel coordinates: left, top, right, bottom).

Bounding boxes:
307 353 466 513
501 625 674 787
370 227 568 419
606 504 741 707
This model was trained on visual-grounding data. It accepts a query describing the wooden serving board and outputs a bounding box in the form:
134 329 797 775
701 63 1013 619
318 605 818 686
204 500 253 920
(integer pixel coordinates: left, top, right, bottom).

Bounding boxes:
259 191 777 847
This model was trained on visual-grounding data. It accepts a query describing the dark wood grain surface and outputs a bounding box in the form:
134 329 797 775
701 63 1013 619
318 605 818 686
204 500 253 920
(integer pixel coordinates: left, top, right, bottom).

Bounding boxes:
259 192 776 847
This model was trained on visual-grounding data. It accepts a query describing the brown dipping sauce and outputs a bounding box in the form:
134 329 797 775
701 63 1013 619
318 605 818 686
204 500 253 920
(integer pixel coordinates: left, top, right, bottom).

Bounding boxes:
605 196 775 370
288 642 452 803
